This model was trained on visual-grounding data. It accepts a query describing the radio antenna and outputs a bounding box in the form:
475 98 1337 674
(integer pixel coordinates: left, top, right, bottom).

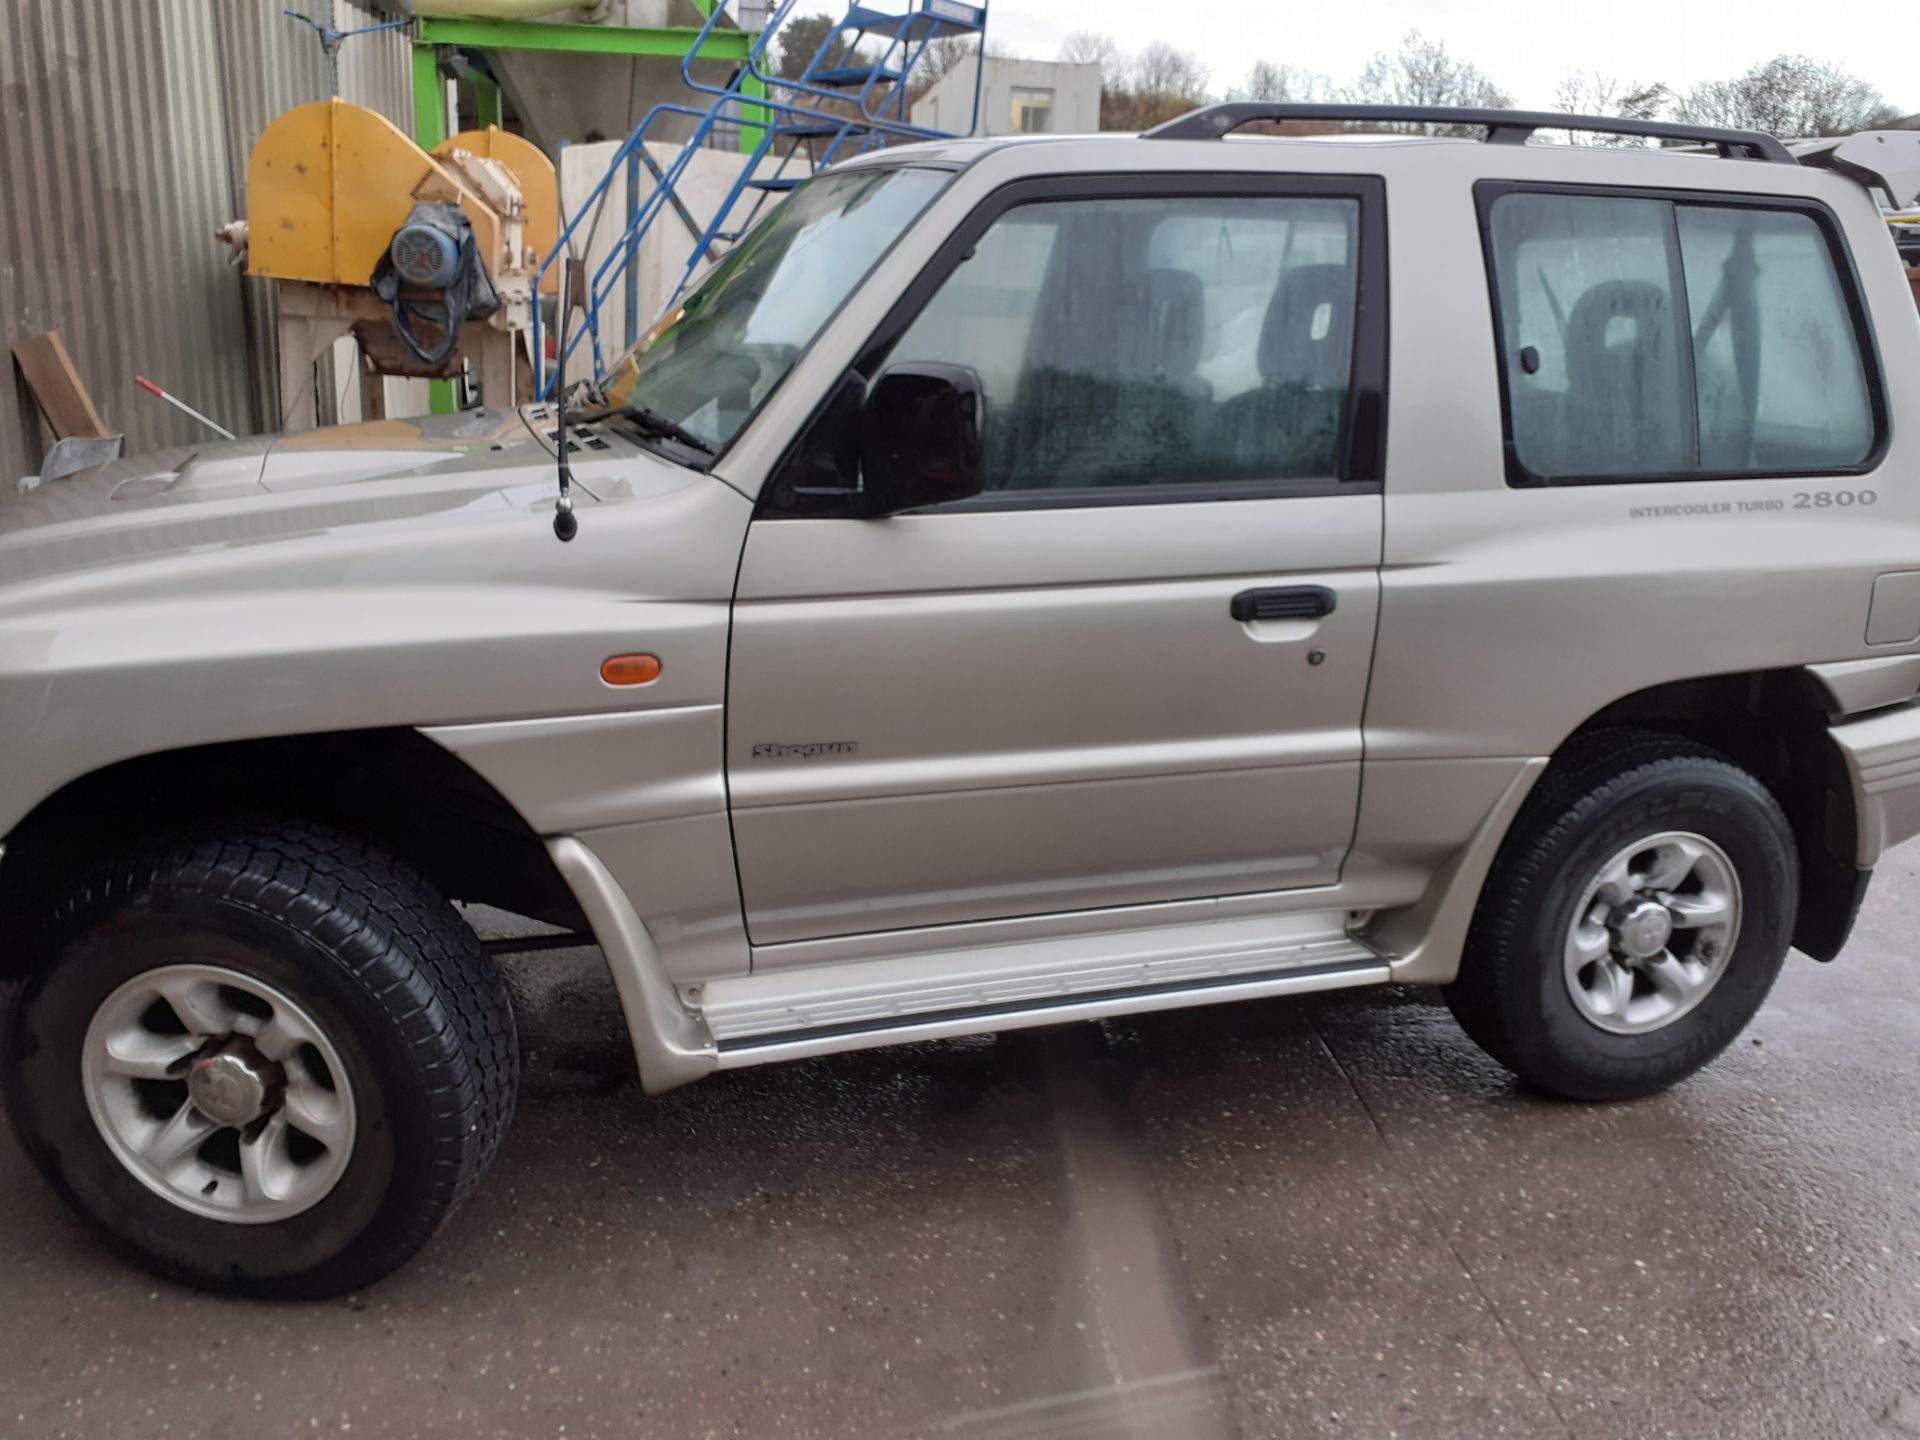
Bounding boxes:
552 255 579 543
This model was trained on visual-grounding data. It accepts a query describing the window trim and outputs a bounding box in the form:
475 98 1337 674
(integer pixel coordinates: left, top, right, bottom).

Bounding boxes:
758 171 1390 518
1474 180 1890 489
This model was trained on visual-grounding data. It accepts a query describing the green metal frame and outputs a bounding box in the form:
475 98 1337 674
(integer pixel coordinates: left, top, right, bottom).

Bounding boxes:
408 9 769 410
736 68 769 151
411 41 446 148
410 15 764 151
413 15 753 59
410 44 456 412
471 74 504 129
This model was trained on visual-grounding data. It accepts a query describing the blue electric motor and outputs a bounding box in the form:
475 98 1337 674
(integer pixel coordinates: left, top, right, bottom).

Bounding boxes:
370 201 500 368
388 216 463 290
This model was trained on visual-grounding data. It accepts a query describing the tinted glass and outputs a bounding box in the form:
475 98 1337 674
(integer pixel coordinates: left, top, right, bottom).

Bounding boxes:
1488 194 1692 477
1678 207 1874 471
886 196 1360 492
1487 189 1877 483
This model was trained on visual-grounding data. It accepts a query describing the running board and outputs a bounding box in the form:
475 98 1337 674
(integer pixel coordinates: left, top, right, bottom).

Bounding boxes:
699 912 1389 1069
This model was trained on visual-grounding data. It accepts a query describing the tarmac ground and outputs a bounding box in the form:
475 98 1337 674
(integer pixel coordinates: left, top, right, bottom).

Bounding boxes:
4 846 1920 1439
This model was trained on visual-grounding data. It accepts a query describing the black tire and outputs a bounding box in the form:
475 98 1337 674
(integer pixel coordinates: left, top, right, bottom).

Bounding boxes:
1 823 518 1299
1445 730 1797 1102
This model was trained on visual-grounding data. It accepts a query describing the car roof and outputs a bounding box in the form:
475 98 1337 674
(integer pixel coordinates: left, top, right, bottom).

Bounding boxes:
840 129 1486 167
832 108 1920 211
833 130 1709 200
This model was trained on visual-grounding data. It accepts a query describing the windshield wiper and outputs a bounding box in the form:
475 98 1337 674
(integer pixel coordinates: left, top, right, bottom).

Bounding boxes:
624 403 717 458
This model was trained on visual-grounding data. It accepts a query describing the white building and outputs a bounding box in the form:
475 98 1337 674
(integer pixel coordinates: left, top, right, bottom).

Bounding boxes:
910 56 1102 138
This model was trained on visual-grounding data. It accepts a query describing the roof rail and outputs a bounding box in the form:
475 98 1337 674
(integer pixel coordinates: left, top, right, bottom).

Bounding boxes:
1143 103 1795 163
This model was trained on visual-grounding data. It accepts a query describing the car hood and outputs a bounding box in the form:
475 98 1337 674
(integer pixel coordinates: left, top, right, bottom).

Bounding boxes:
3 408 537 531
0 406 684 589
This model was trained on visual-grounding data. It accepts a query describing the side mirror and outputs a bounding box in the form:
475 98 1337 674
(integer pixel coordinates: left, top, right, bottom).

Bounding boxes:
859 363 985 515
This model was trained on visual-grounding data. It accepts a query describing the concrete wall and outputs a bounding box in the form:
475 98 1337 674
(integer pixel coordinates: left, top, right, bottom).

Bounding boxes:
910 57 1102 138
556 139 755 380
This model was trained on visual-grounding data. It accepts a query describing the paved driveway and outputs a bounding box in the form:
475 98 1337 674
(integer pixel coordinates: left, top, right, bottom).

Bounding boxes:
4 846 1919 1439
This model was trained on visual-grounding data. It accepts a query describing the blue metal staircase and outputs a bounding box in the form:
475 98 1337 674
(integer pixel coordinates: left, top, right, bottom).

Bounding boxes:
534 0 988 396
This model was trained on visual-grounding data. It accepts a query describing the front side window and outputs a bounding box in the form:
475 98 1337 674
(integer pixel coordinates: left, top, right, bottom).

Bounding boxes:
1485 187 1879 484
883 194 1361 494
602 165 949 454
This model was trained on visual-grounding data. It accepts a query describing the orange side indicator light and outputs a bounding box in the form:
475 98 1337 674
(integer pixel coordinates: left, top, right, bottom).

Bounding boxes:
600 653 662 687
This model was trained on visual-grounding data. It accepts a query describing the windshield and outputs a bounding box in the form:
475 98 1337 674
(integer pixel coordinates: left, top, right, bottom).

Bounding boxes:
602 166 950 455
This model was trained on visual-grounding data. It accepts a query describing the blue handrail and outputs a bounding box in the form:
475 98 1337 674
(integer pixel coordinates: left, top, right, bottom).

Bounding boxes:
531 0 988 398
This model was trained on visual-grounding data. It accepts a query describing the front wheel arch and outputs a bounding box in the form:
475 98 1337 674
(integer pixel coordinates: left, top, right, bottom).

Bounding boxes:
3 820 520 1297
0 728 585 981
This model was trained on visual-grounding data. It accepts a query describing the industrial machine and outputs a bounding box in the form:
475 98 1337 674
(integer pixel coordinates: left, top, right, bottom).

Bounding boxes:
230 99 558 428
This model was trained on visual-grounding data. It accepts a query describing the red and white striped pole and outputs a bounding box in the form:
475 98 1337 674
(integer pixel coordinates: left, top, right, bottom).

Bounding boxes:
134 376 236 441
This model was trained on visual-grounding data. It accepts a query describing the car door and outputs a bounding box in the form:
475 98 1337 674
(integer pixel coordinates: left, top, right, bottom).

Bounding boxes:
726 173 1388 947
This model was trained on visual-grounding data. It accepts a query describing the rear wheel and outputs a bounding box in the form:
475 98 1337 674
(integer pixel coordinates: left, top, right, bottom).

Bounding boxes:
1445 733 1796 1101
2 823 518 1298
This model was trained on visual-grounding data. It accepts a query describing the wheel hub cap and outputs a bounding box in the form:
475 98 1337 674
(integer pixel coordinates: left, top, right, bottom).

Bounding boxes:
1611 899 1674 961
186 1046 276 1128
1563 831 1743 1036
81 963 357 1224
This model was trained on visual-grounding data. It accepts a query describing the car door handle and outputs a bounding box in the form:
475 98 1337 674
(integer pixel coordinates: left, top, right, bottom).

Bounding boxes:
1230 586 1337 623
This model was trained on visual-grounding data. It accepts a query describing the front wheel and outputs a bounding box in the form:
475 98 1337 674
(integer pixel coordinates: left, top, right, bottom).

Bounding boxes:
1445 733 1797 1101
2 823 518 1298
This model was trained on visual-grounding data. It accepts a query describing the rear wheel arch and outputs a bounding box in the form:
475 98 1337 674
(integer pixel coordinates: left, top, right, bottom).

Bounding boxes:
1557 670 1862 961
1447 736 1796 1099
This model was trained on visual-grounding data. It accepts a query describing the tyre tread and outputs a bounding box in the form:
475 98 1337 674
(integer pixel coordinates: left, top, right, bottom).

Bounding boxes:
10 821 517 1296
1446 728 1795 1099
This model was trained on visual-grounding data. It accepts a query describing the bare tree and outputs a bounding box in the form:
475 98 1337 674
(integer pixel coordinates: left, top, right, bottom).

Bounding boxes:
1344 30 1510 131
1078 39 1210 130
1114 41 1210 129
1131 40 1210 112
918 34 975 82
1675 54 1902 138
1059 30 1128 93
1236 60 1335 104
1552 72 1671 145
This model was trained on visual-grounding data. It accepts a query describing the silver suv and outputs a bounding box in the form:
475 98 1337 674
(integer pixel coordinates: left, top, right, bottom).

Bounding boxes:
5 104 1920 1298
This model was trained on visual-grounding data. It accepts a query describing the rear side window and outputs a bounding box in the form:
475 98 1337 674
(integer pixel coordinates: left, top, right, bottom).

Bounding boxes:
1482 186 1882 485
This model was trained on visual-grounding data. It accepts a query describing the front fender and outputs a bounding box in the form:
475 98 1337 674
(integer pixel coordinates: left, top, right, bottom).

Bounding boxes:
0 471 751 842
0 586 729 841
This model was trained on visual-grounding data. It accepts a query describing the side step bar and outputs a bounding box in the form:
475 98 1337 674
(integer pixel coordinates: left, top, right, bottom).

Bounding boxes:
709 957 1387 1069
549 831 1391 1090
699 911 1389 1070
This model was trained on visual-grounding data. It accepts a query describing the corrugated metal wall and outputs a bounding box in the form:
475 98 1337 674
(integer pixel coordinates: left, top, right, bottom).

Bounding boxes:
0 0 411 482
336 2 414 129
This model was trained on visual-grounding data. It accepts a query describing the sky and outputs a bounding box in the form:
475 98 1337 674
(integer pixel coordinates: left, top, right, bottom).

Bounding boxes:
983 0 1920 113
